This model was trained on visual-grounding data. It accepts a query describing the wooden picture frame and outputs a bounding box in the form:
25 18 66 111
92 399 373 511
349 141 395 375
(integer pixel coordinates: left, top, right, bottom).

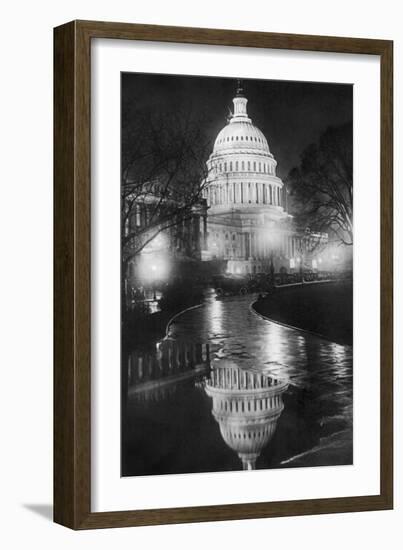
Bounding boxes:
54 20 393 529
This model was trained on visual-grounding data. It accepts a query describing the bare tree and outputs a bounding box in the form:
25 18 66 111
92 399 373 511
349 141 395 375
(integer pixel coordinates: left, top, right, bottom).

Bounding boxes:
121 99 212 271
286 122 353 246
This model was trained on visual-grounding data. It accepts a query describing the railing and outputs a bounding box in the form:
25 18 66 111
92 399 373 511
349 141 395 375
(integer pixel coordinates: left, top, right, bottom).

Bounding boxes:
127 340 211 398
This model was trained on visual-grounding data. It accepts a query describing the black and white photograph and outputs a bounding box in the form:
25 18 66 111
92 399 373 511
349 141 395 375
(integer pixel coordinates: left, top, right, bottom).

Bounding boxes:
120 73 353 477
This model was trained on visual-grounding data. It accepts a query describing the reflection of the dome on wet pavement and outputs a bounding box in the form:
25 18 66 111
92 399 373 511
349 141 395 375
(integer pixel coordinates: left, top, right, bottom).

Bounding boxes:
205 360 288 470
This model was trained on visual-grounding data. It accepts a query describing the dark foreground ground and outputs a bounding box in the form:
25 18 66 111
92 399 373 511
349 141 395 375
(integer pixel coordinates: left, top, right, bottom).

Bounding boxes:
253 280 353 346
122 290 352 477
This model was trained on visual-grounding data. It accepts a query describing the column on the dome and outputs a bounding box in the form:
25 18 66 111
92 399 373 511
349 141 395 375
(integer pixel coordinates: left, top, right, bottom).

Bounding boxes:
260 232 265 259
260 232 264 259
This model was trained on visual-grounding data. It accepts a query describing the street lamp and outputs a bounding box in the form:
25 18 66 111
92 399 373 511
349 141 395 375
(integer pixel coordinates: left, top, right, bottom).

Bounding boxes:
151 264 158 300
265 227 280 286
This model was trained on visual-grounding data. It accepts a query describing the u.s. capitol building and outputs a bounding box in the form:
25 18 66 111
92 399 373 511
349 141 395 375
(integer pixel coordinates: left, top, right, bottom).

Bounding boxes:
202 82 326 275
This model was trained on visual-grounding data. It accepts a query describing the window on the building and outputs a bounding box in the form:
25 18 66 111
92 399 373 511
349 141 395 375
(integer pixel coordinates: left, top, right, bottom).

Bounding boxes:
242 161 245 170
253 161 256 171
224 162 227 171
235 161 238 171
230 161 233 171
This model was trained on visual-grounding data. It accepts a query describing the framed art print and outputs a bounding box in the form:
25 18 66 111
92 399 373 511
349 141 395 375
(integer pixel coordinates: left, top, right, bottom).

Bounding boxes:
54 20 393 529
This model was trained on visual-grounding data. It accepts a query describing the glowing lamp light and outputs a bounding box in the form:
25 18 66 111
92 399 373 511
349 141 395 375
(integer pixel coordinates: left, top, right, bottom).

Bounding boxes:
137 254 170 283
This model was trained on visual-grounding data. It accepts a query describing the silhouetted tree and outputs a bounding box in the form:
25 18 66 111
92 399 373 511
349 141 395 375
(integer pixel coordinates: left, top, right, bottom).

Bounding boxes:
121 98 211 270
286 122 353 246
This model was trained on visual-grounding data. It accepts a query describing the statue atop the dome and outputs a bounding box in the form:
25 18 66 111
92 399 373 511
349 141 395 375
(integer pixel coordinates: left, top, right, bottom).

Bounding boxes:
236 79 245 98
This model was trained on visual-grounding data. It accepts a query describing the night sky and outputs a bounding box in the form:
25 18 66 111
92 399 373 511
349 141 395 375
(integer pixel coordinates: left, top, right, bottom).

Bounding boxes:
121 72 353 180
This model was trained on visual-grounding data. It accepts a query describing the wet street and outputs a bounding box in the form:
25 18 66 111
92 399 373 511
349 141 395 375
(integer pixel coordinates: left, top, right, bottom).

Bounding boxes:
122 292 353 477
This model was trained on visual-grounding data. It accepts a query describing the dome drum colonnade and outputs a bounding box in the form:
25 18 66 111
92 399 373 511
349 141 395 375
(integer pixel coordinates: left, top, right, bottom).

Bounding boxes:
202 82 293 275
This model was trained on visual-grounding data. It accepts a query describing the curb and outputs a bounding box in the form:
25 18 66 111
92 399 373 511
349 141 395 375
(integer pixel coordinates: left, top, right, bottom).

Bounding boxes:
164 302 205 337
249 300 347 346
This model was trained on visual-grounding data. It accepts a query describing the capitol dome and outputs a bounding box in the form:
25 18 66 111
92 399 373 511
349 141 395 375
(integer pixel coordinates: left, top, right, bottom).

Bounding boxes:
201 80 293 277
208 82 274 165
213 118 271 156
203 81 285 215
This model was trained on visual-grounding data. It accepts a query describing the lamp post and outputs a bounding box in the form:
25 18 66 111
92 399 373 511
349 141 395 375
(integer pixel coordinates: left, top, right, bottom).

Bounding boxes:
296 255 303 284
266 228 279 288
150 264 158 300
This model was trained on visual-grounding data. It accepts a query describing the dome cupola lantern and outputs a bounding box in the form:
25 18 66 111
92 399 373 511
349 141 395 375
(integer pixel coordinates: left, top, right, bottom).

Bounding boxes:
232 79 250 122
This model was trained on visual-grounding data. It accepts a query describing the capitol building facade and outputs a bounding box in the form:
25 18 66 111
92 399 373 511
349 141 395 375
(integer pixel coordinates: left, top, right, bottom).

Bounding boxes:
202 82 326 275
